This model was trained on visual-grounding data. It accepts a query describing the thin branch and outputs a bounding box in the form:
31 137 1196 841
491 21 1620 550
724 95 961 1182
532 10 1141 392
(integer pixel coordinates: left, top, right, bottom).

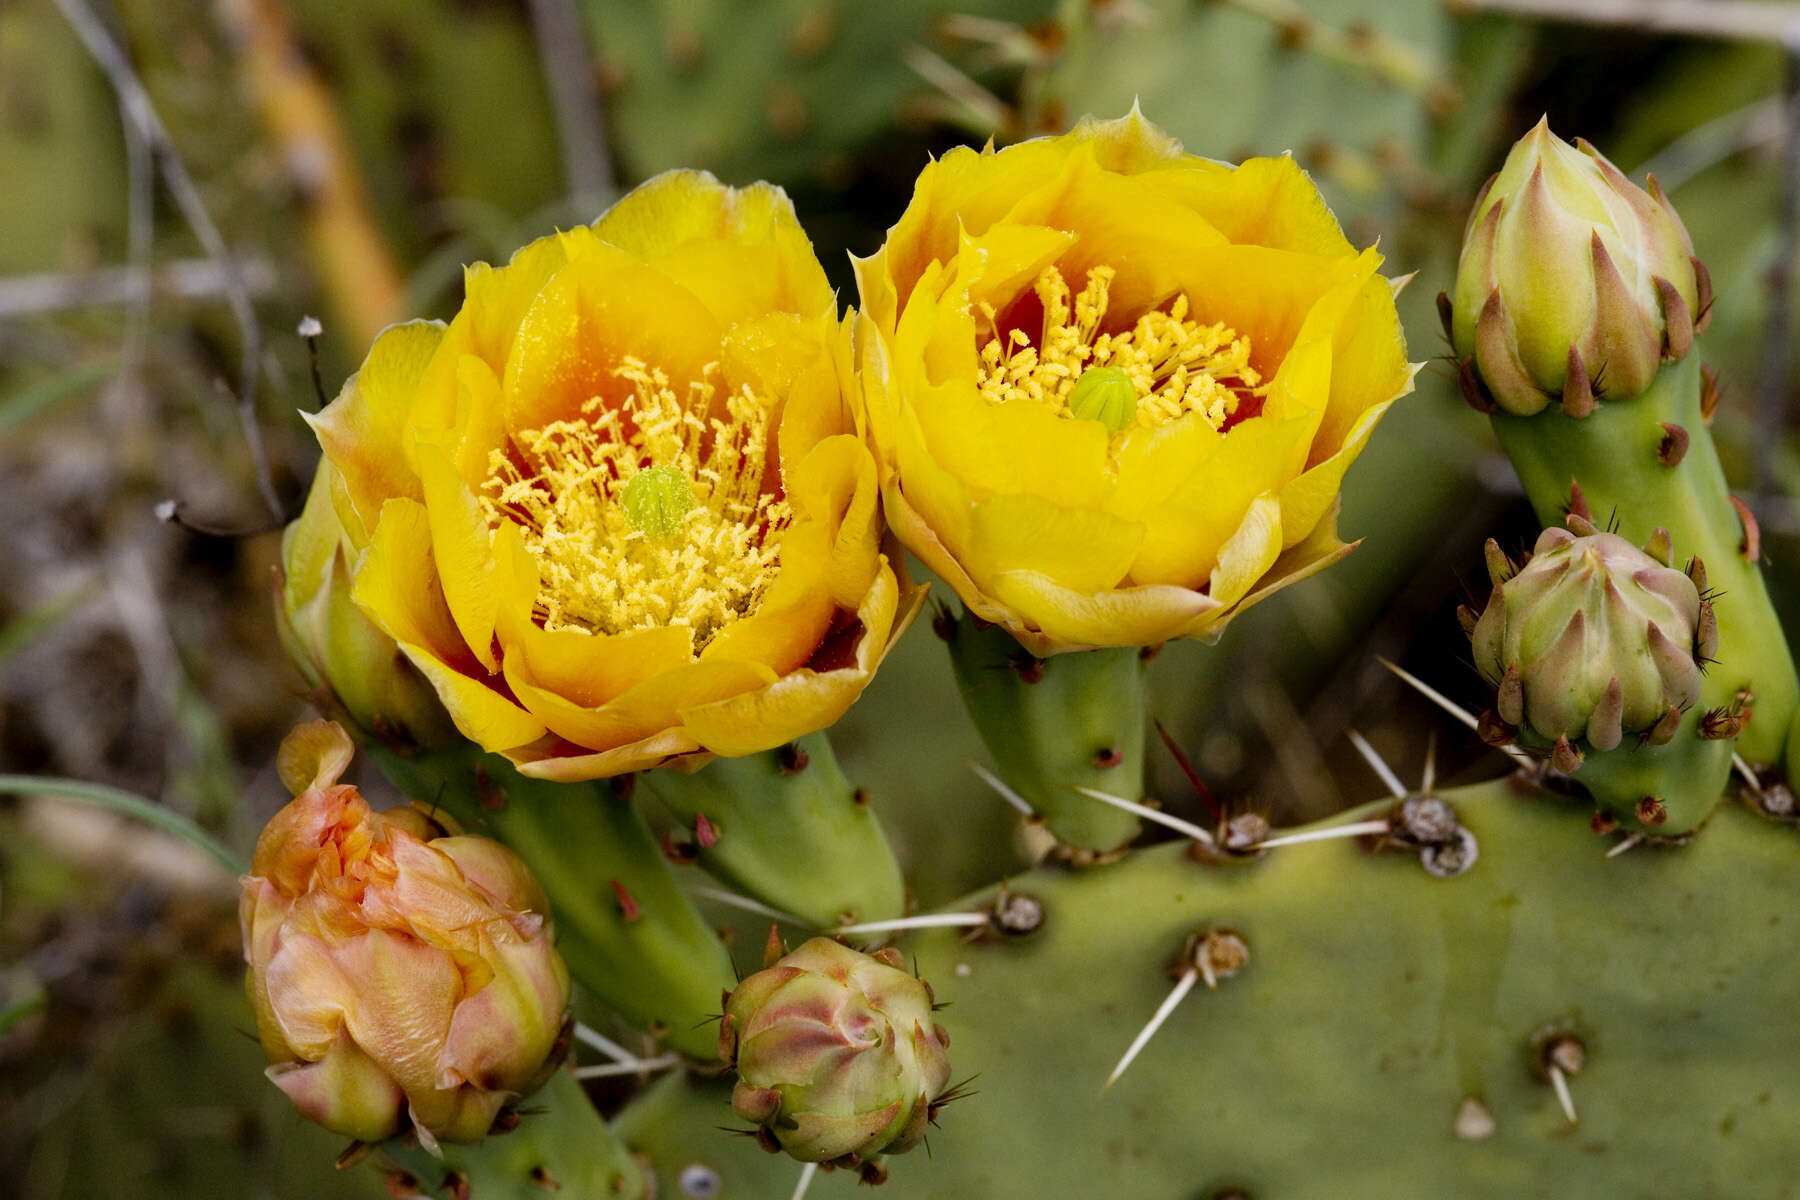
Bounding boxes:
53 0 282 520
1450 0 1800 43
525 0 615 211
0 258 279 319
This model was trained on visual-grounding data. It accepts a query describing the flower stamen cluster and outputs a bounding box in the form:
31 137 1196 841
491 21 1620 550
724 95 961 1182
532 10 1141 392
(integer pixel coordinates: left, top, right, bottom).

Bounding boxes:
975 264 1262 435
480 358 790 648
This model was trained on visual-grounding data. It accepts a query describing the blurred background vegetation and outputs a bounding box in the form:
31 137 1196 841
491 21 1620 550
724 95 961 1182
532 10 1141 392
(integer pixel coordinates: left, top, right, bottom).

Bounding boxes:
4 0 1800 1194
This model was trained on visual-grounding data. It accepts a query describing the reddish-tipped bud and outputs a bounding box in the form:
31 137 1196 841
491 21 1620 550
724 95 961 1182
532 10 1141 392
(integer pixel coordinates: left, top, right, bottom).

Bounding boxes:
721 938 951 1167
241 722 570 1146
1467 526 1706 753
1449 120 1703 415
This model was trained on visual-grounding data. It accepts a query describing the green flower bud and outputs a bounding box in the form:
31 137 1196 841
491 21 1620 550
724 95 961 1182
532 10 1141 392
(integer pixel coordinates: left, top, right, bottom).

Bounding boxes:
277 463 456 752
720 937 952 1169
1470 525 1708 752
1450 119 1709 416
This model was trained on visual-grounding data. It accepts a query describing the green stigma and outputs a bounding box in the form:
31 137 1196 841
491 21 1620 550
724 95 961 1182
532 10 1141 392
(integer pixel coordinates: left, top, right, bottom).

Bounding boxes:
1068 366 1138 434
621 463 696 539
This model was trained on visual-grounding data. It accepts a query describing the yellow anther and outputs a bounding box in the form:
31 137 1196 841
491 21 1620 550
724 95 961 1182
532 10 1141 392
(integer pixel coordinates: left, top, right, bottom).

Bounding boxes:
480 359 788 648
975 265 1263 436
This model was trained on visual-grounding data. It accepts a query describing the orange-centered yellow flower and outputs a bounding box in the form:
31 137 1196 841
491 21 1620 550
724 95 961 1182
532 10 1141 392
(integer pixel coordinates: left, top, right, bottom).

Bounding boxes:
854 110 1415 655
240 721 569 1146
307 172 911 779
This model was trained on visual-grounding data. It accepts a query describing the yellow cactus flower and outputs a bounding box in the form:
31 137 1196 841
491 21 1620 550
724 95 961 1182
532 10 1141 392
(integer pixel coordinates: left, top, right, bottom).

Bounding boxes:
854 109 1415 655
240 721 570 1146
306 172 915 779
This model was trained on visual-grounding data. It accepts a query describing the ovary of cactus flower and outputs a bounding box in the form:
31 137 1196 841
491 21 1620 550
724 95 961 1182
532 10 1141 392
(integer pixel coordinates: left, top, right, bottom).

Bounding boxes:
1469 525 1708 753
276 461 457 753
720 937 952 1172
240 720 570 1147
1449 118 1709 416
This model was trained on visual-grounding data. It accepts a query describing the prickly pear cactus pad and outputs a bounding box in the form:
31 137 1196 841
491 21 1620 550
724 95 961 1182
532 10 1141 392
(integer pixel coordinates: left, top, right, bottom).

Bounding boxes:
616 782 1800 1198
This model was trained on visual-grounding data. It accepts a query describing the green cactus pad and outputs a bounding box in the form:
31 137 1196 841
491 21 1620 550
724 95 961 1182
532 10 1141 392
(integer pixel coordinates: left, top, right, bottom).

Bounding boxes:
616 779 1800 1197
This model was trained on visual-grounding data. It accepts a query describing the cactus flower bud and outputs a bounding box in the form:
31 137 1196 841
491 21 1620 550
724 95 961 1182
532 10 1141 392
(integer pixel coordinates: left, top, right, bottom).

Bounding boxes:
240 720 570 1147
1450 118 1708 416
720 937 952 1170
277 463 457 753
1470 526 1707 752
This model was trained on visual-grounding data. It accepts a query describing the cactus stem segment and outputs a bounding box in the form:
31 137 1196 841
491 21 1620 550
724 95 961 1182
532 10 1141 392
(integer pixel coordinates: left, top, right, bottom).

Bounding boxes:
947 613 1149 853
645 732 905 928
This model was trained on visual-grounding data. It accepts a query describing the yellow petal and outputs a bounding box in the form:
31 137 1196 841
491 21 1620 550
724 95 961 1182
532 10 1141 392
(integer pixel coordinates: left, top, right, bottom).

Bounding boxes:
698 520 835 676
591 170 835 322
680 561 913 756
502 241 724 442
1128 411 1317 588
1207 494 1285 609
352 498 471 673
966 493 1143 595
503 655 775 755
307 319 445 540
399 642 546 752
510 726 706 781
1158 154 1356 258
1001 144 1228 318
1278 397 1397 550
1169 245 1367 379
987 571 1220 654
786 433 882 606
416 443 500 672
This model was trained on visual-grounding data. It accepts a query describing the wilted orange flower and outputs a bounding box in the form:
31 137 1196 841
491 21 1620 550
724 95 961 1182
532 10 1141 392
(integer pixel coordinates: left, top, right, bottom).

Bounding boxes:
854 109 1415 655
240 721 569 1145
306 172 913 779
